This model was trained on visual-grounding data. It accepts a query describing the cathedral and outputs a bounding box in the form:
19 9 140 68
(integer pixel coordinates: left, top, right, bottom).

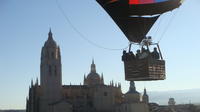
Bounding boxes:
26 30 149 112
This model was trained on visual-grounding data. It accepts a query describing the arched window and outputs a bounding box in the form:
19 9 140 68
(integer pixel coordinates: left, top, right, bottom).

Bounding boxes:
104 92 108 96
49 65 52 75
46 50 49 58
54 66 57 75
125 105 127 112
51 52 54 59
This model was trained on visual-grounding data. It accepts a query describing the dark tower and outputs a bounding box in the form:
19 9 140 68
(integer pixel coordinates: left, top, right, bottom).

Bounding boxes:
40 29 62 103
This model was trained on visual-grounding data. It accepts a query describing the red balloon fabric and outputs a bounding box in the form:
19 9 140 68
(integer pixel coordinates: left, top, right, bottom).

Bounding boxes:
129 0 169 4
129 0 155 4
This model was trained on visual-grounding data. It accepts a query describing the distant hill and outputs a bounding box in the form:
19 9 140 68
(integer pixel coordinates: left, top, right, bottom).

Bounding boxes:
0 110 25 112
1 89 199 111
148 88 200 105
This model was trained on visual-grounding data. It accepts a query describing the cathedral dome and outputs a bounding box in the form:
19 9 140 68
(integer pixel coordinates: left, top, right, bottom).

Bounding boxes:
126 81 140 94
85 60 102 85
86 72 101 85
125 81 141 103
87 72 101 81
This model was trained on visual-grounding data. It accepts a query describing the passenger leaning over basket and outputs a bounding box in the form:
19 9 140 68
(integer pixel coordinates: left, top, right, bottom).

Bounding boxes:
139 47 149 59
151 47 160 60
136 49 141 59
122 50 136 61
122 50 127 61
129 51 136 61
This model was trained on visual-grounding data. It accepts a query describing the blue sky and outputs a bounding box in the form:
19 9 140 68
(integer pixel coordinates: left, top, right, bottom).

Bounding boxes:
0 0 200 109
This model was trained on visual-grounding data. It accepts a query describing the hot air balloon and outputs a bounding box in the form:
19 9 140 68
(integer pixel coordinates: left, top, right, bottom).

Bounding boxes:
96 0 182 81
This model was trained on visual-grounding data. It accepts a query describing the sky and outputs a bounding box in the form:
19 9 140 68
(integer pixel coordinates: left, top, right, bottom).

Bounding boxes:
0 0 200 109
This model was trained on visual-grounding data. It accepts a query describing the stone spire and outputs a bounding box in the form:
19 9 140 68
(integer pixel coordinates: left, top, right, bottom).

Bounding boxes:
130 81 136 91
127 81 139 94
101 73 104 85
142 88 149 104
115 83 117 87
91 59 96 73
31 79 33 87
35 78 38 86
84 74 86 79
84 74 87 85
43 29 57 48
118 83 121 88
144 88 147 95
48 28 53 40
111 80 114 86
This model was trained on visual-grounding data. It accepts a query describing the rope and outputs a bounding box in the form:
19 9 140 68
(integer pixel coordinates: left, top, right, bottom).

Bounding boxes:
55 0 129 51
157 8 180 43
153 14 165 40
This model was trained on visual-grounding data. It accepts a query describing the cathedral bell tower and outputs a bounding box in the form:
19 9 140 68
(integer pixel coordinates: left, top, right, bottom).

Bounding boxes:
40 29 62 102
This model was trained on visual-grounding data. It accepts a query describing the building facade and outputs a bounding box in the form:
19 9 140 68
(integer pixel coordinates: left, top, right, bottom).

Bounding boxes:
26 30 149 112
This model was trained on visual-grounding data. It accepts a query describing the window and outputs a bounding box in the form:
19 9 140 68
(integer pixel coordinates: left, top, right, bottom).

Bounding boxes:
104 92 108 96
49 65 52 75
54 66 57 75
51 52 54 59
125 105 127 112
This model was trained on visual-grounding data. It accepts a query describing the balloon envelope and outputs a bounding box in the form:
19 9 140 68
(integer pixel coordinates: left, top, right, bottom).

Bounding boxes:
96 0 182 43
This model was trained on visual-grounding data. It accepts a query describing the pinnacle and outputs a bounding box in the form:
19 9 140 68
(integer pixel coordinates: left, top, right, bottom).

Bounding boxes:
92 58 95 65
48 28 53 40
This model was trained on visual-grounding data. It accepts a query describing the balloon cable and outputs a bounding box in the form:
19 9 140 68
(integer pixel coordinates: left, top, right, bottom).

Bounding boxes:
153 14 165 40
55 0 129 51
157 8 180 43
